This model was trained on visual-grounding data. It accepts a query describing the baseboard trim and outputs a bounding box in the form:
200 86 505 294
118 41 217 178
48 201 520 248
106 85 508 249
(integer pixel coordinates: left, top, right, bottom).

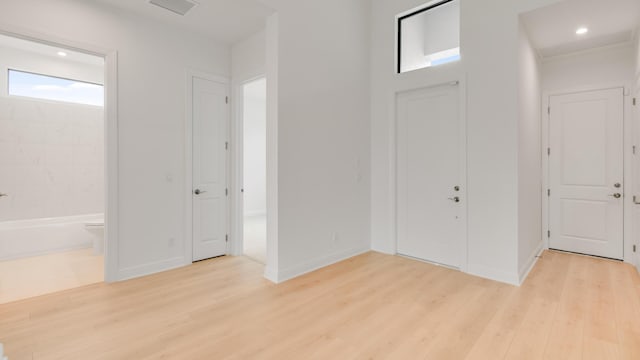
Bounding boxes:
263 266 279 283
268 246 370 284
467 263 520 286
518 242 544 285
244 211 267 218
117 256 186 281
0 243 92 262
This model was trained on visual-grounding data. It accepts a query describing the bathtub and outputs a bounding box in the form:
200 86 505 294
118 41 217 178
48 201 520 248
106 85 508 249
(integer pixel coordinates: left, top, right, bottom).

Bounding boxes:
0 213 104 261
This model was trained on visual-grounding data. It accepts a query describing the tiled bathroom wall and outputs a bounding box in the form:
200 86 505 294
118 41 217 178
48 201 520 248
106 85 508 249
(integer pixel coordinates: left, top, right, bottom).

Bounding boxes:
0 97 103 221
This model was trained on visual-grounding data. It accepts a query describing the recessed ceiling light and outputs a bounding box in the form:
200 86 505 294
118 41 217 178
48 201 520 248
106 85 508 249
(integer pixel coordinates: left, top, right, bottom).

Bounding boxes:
576 27 589 35
57 51 67 57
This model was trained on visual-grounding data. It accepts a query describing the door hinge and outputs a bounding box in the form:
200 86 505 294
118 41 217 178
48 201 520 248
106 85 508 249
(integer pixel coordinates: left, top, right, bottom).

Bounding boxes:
633 145 637 155
548 106 551 115
547 230 551 238
633 98 637 106
547 148 551 156
225 141 229 150
225 96 229 104
547 189 551 197
225 188 228 196
226 234 229 243
633 244 637 253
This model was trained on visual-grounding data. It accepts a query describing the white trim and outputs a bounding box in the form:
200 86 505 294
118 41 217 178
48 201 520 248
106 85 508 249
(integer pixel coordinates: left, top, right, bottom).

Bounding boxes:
264 14 279 282
467 263 520 286
184 70 231 265
391 77 469 273
244 210 267 217
269 247 370 284
542 83 633 264
0 24 119 283
519 243 543 285
117 256 185 281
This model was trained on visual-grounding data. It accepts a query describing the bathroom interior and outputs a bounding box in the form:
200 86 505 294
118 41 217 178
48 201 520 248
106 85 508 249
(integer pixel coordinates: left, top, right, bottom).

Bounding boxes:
0 33 105 304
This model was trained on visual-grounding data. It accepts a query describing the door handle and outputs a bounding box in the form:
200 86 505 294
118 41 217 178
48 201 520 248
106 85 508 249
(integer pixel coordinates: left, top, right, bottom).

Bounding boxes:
608 193 622 199
194 189 207 195
633 196 640 205
448 196 460 203
0 193 7 198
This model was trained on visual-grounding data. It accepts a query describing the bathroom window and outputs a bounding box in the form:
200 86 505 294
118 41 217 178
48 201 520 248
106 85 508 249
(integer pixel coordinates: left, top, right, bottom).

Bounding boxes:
397 0 461 74
7 69 104 106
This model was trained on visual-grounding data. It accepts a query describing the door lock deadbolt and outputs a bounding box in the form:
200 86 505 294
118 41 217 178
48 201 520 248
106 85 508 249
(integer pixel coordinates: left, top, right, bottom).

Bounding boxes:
614 183 621 188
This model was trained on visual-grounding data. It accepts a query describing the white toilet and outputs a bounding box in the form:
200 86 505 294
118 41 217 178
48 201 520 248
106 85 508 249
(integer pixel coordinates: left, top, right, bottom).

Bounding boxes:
84 216 105 255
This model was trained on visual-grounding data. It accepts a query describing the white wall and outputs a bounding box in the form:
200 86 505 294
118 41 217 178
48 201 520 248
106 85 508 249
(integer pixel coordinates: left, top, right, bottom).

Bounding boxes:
542 45 636 90
0 0 230 279
371 0 562 285
232 30 266 82
0 45 104 222
541 44 636 264
517 22 542 281
258 0 371 281
242 78 267 216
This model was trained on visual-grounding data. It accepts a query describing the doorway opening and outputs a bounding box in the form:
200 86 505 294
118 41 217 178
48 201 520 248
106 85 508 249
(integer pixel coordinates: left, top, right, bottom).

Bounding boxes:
241 77 267 264
519 0 640 263
0 33 107 304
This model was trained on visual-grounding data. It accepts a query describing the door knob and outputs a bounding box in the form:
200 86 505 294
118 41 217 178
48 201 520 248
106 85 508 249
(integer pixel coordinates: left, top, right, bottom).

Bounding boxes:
448 196 460 203
194 189 207 195
608 193 621 199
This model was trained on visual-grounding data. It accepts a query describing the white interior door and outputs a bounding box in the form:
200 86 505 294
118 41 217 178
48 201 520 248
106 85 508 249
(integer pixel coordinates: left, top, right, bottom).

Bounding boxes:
192 77 228 262
397 84 464 268
549 88 624 260
634 87 640 272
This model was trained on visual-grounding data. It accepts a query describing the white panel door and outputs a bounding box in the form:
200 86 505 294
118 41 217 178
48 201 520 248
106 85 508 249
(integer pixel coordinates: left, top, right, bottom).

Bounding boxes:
397 84 464 268
192 77 228 262
634 87 640 272
549 88 623 259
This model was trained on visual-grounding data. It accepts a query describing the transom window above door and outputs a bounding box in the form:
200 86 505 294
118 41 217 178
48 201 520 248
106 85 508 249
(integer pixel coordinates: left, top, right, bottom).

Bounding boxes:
397 0 461 74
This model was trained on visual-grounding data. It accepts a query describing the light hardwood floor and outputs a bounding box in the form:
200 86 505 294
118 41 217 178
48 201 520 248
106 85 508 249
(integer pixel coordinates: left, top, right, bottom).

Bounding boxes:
0 250 639 359
0 249 104 304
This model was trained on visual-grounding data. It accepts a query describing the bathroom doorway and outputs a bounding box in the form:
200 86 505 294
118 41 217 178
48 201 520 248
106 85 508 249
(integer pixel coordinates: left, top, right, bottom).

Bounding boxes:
241 77 267 264
0 33 108 304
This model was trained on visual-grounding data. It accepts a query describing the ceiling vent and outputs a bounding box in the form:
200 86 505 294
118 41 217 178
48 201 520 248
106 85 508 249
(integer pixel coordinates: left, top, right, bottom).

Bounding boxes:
148 0 198 16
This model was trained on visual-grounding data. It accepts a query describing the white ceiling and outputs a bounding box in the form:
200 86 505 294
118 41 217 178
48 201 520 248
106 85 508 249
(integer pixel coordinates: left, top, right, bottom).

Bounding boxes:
0 33 104 66
92 0 274 45
521 0 640 58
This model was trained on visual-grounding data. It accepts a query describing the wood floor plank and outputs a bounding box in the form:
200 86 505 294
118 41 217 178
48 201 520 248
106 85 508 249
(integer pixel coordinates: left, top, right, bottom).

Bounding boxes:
0 250 639 359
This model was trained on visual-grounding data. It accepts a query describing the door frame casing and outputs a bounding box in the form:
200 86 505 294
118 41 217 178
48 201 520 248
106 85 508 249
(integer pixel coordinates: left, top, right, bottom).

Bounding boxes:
184 70 231 264
392 77 468 273
0 24 119 282
542 83 634 264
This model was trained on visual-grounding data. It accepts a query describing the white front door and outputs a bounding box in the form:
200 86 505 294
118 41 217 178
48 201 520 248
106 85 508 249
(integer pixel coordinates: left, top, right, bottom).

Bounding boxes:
549 88 624 260
192 77 228 262
396 84 465 268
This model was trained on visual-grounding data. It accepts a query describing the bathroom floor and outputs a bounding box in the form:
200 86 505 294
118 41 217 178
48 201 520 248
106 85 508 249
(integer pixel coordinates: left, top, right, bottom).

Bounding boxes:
0 248 103 304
